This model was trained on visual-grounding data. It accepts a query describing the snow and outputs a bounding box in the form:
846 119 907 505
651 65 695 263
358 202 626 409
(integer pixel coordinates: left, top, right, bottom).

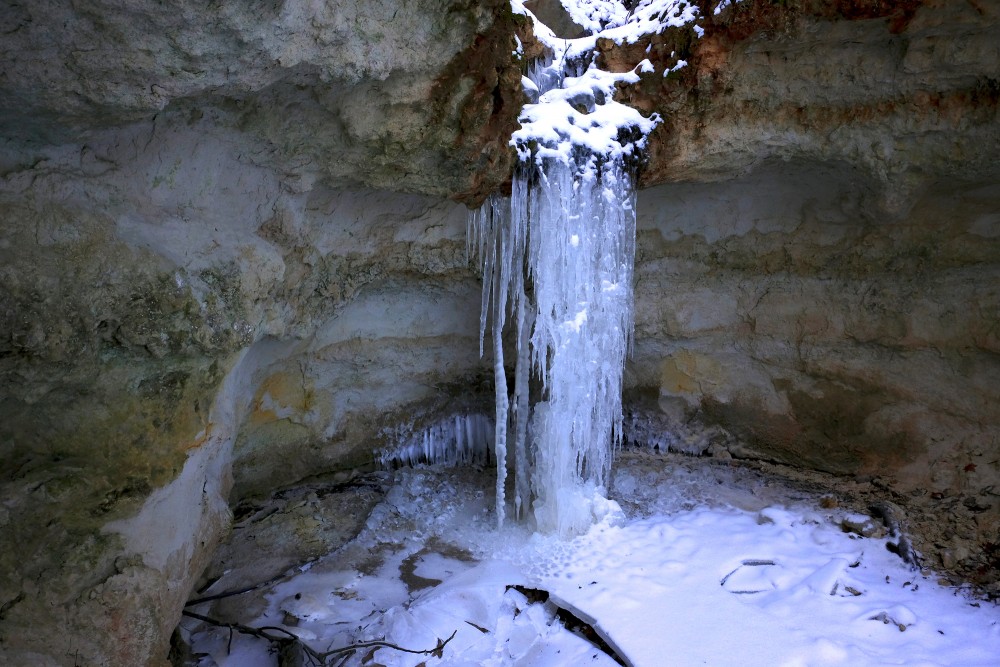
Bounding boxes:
554 0 703 41
511 61 659 164
665 58 688 75
184 457 1000 667
508 0 677 165
714 0 735 16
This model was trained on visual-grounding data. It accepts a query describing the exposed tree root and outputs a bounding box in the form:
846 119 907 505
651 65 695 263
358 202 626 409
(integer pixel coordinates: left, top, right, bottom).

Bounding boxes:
181 609 456 667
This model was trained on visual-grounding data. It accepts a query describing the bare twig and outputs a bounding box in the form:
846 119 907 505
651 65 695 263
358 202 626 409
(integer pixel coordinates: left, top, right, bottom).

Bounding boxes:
181 610 457 666
184 570 292 607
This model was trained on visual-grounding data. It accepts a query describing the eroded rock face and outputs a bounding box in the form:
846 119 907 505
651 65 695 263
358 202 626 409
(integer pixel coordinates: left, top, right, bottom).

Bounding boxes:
0 0 525 201
611 1 1000 199
627 161 1000 586
1 0 998 664
0 0 515 660
632 161 1000 475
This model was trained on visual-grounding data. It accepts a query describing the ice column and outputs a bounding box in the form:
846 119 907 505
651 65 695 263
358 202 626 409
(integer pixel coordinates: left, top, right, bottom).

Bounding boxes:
471 30 657 533
521 154 637 536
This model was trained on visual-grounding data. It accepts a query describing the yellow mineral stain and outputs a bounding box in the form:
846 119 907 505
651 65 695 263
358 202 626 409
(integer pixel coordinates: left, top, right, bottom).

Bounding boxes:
659 350 726 398
249 371 312 425
182 423 215 452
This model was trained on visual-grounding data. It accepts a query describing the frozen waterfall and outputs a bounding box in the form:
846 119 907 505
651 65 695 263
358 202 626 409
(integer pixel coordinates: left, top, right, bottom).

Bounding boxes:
471 8 659 534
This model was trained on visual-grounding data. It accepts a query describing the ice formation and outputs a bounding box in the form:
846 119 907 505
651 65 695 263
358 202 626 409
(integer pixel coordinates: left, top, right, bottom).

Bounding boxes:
377 414 495 469
372 1 728 534
469 1 703 535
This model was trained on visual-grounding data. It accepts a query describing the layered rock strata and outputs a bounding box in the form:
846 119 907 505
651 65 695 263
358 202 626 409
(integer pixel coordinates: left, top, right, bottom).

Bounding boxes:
610 0 1000 590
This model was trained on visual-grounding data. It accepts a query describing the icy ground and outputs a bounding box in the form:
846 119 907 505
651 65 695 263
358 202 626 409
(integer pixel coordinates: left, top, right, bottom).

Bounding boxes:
185 452 1000 666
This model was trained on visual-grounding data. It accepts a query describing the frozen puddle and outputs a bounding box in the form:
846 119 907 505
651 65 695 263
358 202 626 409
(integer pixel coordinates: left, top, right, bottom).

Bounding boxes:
184 454 1000 666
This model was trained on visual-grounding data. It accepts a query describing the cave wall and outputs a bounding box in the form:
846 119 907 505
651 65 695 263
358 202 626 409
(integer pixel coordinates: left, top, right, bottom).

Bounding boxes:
0 0 524 200
630 161 999 520
619 0 1000 589
0 0 518 661
0 116 489 665
0 0 998 665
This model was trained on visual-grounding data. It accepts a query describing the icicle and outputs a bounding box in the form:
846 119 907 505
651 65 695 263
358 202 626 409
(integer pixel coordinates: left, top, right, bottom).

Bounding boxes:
376 414 495 469
523 153 634 534
492 270 510 528
476 204 496 359
512 298 533 521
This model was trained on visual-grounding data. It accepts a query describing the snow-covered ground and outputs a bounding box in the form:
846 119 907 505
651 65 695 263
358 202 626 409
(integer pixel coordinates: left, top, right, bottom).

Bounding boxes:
185 453 1000 666
180 3 1000 665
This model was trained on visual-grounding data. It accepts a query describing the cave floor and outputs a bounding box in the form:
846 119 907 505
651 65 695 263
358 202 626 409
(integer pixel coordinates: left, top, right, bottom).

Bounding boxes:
177 452 1000 666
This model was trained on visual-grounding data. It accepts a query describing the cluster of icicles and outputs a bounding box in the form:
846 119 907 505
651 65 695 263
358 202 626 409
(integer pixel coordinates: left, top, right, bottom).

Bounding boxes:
378 5 660 535
470 162 636 536
468 45 656 536
376 414 495 469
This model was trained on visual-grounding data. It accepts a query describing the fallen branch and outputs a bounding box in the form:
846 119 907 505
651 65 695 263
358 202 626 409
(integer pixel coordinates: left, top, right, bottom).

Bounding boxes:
181 610 456 667
185 569 297 607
